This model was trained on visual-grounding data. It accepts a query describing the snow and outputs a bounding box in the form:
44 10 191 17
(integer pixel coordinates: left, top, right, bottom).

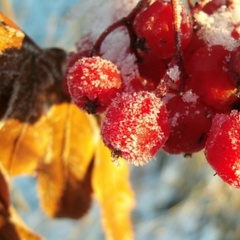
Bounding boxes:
195 3 240 51
182 90 199 103
166 65 180 82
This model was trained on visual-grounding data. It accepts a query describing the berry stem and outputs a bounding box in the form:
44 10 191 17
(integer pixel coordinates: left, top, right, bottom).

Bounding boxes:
89 19 124 56
171 0 188 93
187 0 194 9
227 0 234 6
89 0 150 58
191 0 209 13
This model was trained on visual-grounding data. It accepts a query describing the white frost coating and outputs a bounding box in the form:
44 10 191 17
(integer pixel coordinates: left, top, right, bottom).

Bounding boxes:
182 90 199 104
171 112 180 127
166 65 180 82
67 56 121 100
194 3 240 51
175 1 182 31
101 91 169 166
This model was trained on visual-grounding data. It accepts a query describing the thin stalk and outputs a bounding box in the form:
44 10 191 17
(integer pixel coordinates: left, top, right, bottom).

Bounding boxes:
89 0 150 57
171 0 188 93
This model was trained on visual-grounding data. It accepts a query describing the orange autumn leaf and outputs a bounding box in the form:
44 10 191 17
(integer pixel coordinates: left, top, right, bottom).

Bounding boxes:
0 11 24 52
37 102 98 218
0 116 50 176
92 139 135 240
0 164 43 240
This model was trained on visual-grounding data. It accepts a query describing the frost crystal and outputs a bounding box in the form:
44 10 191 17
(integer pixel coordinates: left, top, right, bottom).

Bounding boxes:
101 91 170 165
166 65 180 82
195 4 240 51
182 90 199 104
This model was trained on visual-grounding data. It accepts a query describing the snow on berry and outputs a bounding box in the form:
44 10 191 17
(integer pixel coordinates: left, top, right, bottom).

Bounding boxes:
195 2 240 51
66 56 122 114
101 91 170 166
166 65 181 83
205 110 240 188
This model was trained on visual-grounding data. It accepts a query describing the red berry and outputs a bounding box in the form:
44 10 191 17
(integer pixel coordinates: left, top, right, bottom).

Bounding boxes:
231 24 240 40
229 46 240 77
137 54 167 83
205 110 240 188
133 0 193 59
63 50 90 95
185 45 238 111
123 75 157 92
123 54 167 92
183 31 206 63
163 91 214 154
201 0 226 14
66 56 122 114
101 91 170 166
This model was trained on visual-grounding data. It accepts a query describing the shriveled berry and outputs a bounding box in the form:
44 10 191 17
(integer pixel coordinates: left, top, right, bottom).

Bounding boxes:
205 110 240 188
66 56 122 114
101 91 170 166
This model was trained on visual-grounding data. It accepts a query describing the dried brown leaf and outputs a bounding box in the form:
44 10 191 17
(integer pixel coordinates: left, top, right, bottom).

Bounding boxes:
37 103 98 218
0 12 67 123
0 12 68 177
0 116 50 176
92 139 135 240
53 160 94 219
0 163 9 209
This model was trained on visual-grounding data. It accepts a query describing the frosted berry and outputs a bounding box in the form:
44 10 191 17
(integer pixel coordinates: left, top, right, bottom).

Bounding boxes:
133 0 193 59
66 56 122 114
205 110 240 188
101 91 170 166
63 50 90 96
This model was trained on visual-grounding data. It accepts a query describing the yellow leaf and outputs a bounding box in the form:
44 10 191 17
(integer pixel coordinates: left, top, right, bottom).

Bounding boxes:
0 11 24 52
92 139 135 240
37 102 98 218
0 116 50 176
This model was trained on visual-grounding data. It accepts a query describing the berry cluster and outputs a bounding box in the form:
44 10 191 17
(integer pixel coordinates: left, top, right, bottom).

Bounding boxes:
66 0 240 187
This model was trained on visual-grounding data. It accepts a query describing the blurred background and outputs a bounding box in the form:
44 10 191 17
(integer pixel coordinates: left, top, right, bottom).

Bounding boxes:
1 0 240 239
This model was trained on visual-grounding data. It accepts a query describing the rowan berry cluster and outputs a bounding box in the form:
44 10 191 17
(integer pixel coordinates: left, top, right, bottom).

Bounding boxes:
66 0 240 188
